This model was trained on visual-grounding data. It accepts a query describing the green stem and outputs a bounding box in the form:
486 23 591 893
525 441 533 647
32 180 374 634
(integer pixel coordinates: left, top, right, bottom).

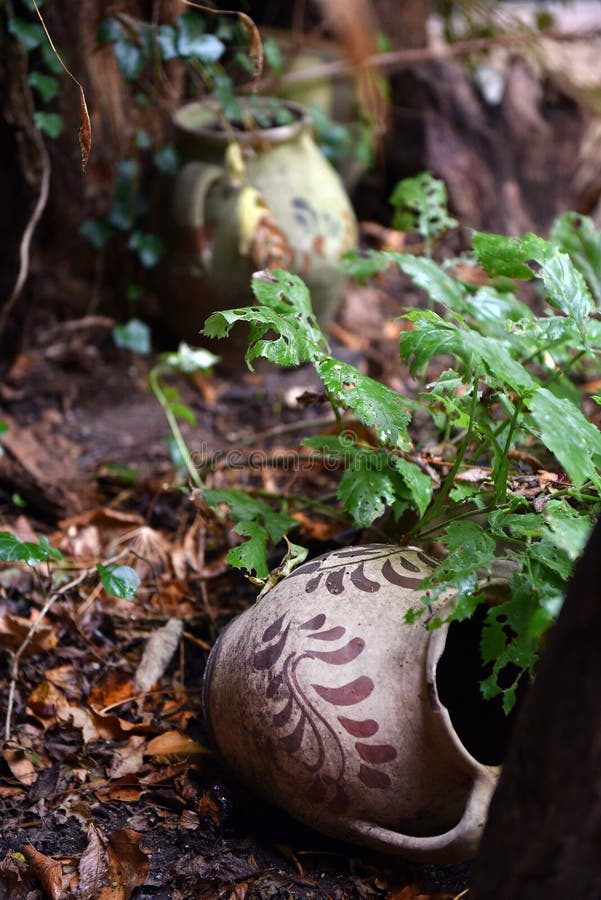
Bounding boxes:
420 373 481 531
149 365 204 492
493 399 523 502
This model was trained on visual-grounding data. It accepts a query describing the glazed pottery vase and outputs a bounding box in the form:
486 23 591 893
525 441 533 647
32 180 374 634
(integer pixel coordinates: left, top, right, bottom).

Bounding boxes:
163 97 357 355
203 544 508 863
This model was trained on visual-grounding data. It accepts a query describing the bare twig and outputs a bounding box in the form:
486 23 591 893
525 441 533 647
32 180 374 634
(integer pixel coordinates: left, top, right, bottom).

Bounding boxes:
250 28 599 93
0 133 50 337
4 567 89 741
4 548 131 741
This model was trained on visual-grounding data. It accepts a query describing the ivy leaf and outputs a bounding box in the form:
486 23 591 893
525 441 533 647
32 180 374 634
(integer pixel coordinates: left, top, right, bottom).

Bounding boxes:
28 71 60 102
316 358 411 449
176 13 225 61
0 532 62 566
97 17 122 44
157 24 179 60
33 112 64 138
79 217 114 250
97 563 140 599
528 388 601 487
113 39 147 81
128 231 165 268
551 212 601 306
8 16 44 50
113 318 151 355
153 144 180 175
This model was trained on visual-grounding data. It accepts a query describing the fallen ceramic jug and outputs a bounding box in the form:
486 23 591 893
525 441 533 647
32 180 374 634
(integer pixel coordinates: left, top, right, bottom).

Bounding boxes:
203 544 510 862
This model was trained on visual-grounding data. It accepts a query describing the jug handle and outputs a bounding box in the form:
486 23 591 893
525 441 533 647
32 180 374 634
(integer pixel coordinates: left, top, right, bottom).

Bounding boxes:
172 162 224 268
342 767 497 864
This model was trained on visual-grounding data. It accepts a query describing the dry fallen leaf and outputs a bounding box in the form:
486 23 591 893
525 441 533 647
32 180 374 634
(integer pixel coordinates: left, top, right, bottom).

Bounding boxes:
22 844 64 900
78 823 110 899
146 730 209 757
108 735 147 780
102 829 150 900
133 618 183 693
0 613 58 654
3 739 49 786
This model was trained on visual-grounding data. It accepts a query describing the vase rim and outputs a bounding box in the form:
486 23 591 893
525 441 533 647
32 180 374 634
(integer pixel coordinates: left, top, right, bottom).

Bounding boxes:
173 97 311 149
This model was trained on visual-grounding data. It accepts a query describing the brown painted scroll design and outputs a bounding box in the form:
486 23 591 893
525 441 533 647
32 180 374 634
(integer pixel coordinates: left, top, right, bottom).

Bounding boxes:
253 612 397 814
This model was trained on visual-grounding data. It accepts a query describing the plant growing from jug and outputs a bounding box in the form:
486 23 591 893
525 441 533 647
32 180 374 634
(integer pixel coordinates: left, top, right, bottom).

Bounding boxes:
203 174 601 712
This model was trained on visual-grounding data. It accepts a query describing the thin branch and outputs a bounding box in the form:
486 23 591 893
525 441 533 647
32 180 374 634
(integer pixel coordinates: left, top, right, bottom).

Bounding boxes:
0 135 50 337
250 27 599 93
4 567 89 742
4 549 131 741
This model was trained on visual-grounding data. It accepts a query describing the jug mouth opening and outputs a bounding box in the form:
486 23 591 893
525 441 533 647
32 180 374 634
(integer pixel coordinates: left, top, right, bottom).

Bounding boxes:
431 607 528 768
173 98 310 149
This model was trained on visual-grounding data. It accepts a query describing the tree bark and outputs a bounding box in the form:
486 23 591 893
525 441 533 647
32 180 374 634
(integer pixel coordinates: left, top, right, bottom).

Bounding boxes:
471 518 601 899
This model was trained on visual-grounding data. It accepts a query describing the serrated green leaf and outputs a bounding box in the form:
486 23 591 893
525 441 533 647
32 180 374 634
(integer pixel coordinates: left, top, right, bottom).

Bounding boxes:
113 318 151 355
550 212 601 306
480 615 508 665
205 488 297 577
528 388 601 487
391 457 433 517
473 231 551 279
539 250 594 328
337 461 399 528
544 502 592 561
316 358 411 449
204 271 327 369
0 532 29 562
97 563 140 599
389 173 457 241
400 310 466 375
340 249 393 284
389 253 465 308
226 521 269 578
429 521 496 590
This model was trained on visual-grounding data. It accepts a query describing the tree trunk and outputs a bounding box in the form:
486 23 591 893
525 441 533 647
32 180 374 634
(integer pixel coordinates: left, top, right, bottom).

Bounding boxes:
0 0 183 361
471 519 601 899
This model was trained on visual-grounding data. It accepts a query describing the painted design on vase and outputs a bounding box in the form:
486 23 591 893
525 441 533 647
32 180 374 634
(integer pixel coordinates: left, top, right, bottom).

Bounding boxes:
284 545 429 595
253 608 398 815
252 548 430 813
